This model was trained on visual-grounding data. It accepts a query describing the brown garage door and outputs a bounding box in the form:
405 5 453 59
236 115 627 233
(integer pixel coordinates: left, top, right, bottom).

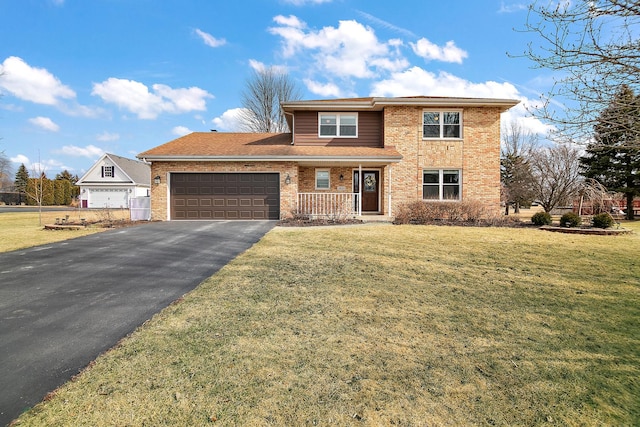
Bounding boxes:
171 173 280 220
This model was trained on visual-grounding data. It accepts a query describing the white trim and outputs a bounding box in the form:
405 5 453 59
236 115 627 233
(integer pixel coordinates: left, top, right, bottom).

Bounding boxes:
140 155 401 163
318 112 358 138
281 97 520 113
422 169 462 201
388 165 392 216
353 167 382 213
422 109 463 140
315 168 331 190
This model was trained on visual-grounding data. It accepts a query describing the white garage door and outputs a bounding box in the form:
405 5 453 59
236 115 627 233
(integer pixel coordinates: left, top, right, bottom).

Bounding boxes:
89 189 129 208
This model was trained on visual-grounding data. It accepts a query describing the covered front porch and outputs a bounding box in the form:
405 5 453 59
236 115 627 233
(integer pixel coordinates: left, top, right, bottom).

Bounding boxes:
293 163 396 220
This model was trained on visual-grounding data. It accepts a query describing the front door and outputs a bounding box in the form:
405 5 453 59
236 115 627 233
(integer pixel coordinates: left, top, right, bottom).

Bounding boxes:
354 170 379 213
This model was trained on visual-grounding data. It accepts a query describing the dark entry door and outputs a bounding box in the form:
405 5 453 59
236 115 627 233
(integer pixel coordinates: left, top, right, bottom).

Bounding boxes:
354 170 379 212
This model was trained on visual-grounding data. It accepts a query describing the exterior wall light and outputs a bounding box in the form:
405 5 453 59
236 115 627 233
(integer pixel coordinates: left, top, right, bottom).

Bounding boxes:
154 175 161 185
284 173 291 185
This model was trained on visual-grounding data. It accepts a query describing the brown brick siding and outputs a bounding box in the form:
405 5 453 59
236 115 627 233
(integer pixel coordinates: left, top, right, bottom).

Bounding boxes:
149 106 502 220
384 106 502 215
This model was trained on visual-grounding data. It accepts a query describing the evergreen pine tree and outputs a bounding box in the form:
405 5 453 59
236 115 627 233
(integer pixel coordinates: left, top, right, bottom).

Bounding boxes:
580 85 640 220
14 164 29 204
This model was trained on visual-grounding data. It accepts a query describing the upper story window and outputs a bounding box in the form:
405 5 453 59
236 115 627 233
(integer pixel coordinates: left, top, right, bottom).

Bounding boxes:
101 166 114 178
319 113 357 138
423 111 462 139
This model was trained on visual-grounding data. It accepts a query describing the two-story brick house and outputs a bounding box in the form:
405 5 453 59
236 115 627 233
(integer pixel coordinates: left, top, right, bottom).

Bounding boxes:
137 96 519 221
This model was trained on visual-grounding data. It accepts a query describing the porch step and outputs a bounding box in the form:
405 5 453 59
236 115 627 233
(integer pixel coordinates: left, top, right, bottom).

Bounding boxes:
356 215 393 223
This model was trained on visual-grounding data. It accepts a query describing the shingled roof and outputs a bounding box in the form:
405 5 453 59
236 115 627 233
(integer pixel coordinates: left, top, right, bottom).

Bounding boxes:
138 132 402 163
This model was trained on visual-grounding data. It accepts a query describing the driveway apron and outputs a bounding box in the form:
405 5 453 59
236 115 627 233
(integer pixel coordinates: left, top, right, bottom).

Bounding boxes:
0 220 275 426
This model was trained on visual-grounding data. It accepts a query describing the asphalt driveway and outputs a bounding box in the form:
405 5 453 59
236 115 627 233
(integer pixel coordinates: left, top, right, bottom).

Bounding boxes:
0 220 275 426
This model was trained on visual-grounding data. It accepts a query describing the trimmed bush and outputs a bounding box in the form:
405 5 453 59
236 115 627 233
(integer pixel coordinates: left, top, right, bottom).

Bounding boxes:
531 211 552 226
560 212 582 227
394 200 488 225
592 212 615 229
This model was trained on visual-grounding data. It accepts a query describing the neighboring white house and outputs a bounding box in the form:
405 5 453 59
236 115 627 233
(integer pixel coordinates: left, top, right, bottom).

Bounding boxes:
77 153 150 208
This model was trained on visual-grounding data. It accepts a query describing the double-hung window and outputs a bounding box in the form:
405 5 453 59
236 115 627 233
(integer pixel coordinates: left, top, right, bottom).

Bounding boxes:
423 111 461 139
423 169 461 200
319 113 357 137
315 169 330 190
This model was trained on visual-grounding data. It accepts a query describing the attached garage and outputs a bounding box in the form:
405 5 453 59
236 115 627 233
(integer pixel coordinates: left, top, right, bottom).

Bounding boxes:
170 173 280 220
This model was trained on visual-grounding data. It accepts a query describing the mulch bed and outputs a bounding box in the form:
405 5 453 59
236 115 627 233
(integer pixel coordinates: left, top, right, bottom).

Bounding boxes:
540 225 632 235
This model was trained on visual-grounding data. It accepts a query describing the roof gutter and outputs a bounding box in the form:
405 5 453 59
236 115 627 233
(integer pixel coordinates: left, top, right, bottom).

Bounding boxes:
281 97 520 113
139 155 403 163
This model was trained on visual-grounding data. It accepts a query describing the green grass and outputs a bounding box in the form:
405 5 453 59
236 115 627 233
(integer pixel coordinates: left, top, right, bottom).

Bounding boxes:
12 222 640 426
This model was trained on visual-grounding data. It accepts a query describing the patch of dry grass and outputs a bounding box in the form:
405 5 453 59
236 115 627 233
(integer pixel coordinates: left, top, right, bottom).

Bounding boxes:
0 209 132 253
13 222 640 426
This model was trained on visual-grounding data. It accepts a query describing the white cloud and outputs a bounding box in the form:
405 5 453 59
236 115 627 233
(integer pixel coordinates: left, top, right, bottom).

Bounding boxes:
273 15 306 28
281 0 333 6
10 154 72 172
153 84 212 113
10 154 30 165
410 38 468 63
91 78 213 119
355 10 417 39
0 56 75 105
248 59 288 74
304 79 344 97
28 116 60 132
369 66 552 137
269 16 407 79
194 29 226 48
370 66 521 99
212 108 245 131
96 131 120 142
172 126 192 136
56 144 105 158
497 2 528 13
249 59 266 72
501 104 556 136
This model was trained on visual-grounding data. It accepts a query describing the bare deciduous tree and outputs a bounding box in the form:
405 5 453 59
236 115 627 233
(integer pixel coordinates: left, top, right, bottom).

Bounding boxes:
0 150 12 190
519 0 640 147
501 120 538 214
24 161 49 225
239 67 302 133
530 143 583 213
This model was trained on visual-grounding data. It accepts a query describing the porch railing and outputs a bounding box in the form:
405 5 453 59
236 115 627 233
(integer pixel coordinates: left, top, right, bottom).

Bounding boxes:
297 192 360 218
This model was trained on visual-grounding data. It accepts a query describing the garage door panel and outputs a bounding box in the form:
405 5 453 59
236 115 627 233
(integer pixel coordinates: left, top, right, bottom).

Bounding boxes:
171 173 279 220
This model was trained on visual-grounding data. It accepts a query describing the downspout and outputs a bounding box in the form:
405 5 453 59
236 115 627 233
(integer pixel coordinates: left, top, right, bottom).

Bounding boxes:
284 111 295 145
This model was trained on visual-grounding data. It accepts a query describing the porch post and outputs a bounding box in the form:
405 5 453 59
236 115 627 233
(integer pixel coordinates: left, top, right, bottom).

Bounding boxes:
388 165 392 217
358 164 362 215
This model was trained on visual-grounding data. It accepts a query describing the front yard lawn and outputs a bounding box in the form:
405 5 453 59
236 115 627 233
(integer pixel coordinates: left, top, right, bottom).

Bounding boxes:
13 222 640 426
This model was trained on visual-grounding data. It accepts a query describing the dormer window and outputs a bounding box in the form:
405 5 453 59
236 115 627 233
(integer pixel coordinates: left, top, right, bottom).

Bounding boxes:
319 113 357 138
102 166 114 178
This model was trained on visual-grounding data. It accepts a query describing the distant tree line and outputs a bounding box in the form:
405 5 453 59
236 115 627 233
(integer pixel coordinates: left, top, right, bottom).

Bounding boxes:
10 164 80 206
501 85 640 220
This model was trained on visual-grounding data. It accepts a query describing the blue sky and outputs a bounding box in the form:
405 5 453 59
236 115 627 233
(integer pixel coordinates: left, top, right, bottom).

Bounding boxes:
0 0 553 177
